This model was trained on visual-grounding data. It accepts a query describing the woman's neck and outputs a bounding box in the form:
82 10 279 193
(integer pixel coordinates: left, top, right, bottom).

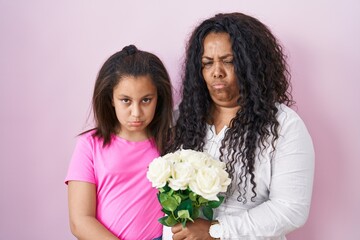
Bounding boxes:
210 104 240 134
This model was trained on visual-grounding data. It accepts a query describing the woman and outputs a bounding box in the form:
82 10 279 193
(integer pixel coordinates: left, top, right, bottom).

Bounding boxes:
167 12 315 240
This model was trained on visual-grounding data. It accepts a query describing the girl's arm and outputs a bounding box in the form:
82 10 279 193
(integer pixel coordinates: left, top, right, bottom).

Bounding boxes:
68 181 119 240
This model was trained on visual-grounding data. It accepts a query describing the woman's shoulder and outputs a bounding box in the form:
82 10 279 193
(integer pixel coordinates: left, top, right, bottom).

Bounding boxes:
276 103 312 137
276 103 303 123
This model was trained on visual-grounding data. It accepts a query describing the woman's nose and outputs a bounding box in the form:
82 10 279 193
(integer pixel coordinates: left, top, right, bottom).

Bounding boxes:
213 62 224 78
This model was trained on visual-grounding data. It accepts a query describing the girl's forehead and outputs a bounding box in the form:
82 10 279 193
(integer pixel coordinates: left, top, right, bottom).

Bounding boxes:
113 75 156 93
117 74 152 83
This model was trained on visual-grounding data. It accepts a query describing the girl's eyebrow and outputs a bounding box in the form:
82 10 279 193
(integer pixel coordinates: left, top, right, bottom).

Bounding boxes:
141 93 157 98
116 93 156 98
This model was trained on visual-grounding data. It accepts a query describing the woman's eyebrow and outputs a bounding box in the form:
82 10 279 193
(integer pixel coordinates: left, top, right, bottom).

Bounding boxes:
201 54 233 60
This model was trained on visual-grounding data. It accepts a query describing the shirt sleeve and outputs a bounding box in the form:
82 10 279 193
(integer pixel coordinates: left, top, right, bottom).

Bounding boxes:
218 111 315 239
64 134 96 185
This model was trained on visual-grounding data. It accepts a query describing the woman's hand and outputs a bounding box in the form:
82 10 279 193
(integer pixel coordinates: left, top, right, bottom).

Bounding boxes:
171 218 213 240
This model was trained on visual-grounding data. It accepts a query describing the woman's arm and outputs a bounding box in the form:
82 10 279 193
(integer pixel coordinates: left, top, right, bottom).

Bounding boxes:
68 181 119 240
170 111 315 239
216 113 315 239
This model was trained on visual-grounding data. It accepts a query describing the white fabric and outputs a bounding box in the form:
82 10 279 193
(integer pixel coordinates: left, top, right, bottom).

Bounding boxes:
207 104 315 239
162 226 172 240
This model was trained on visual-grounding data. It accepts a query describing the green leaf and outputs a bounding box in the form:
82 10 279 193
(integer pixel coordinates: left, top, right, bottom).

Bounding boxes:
177 210 191 219
189 192 197 201
158 216 170 226
177 198 193 218
163 184 171 192
192 207 200 219
158 215 178 227
177 190 190 201
165 215 178 226
159 193 168 203
202 206 214 220
198 196 209 205
181 219 187 228
173 194 182 204
162 196 179 212
161 208 172 216
208 196 224 208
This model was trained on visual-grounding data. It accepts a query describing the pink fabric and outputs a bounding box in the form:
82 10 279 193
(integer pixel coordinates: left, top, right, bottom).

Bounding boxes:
65 131 163 239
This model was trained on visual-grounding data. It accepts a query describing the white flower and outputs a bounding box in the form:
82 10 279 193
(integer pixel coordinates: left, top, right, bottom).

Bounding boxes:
163 151 182 164
148 149 232 227
168 161 195 190
181 149 210 169
146 156 172 188
218 167 231 192
148 149 231 200
189 166 224 201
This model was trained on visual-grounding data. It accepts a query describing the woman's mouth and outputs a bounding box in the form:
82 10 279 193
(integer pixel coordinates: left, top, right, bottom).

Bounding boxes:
212 82 226 89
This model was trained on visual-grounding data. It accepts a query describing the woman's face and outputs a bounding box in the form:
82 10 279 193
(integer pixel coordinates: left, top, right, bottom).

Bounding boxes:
201 32 240 108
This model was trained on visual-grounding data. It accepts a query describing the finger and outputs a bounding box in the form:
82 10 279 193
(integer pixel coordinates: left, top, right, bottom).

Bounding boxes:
171 223 183 233
172 230 186 240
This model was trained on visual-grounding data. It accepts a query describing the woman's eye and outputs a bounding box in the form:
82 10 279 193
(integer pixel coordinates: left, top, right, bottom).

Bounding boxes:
223 59 233 65
202 62 212 68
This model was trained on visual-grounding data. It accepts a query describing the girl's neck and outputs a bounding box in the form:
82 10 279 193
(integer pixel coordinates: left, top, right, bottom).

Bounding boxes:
116 129 151 142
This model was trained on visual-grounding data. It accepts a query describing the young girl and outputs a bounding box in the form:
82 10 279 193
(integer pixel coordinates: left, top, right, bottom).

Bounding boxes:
65 45 173 240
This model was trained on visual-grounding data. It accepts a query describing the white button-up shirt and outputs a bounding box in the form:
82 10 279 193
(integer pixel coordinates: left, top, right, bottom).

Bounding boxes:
205 104 315 240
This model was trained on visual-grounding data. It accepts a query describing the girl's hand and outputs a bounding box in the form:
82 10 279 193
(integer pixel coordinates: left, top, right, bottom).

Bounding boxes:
171 218 213 240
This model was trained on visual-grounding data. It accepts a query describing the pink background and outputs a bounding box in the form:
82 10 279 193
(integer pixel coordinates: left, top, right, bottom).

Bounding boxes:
1 0 359 239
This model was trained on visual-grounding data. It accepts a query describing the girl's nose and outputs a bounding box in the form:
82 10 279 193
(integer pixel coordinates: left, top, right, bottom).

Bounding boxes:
131 104 141 117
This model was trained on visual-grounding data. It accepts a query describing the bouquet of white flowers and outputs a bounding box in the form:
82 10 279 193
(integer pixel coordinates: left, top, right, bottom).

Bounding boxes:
146 149 231 227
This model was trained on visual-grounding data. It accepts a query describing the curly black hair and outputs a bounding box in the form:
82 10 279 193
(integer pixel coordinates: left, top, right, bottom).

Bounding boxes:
167 13 294 202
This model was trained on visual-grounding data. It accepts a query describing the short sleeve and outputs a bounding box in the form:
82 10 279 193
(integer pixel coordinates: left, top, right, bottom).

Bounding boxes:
65 134 96 185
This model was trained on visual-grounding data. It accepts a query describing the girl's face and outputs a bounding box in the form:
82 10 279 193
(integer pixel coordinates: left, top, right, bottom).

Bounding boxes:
201 32 240 108
112 75 158 141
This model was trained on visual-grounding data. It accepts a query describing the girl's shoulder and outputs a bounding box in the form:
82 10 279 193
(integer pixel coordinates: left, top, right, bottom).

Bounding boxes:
76 129 105 147
78 129 96 140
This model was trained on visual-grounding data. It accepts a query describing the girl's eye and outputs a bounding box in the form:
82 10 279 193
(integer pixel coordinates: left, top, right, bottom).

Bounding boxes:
120 99 130 104
142 98 151 103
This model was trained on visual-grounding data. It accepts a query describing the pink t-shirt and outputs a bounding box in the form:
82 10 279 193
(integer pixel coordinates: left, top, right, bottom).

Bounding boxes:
65 131 163 239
